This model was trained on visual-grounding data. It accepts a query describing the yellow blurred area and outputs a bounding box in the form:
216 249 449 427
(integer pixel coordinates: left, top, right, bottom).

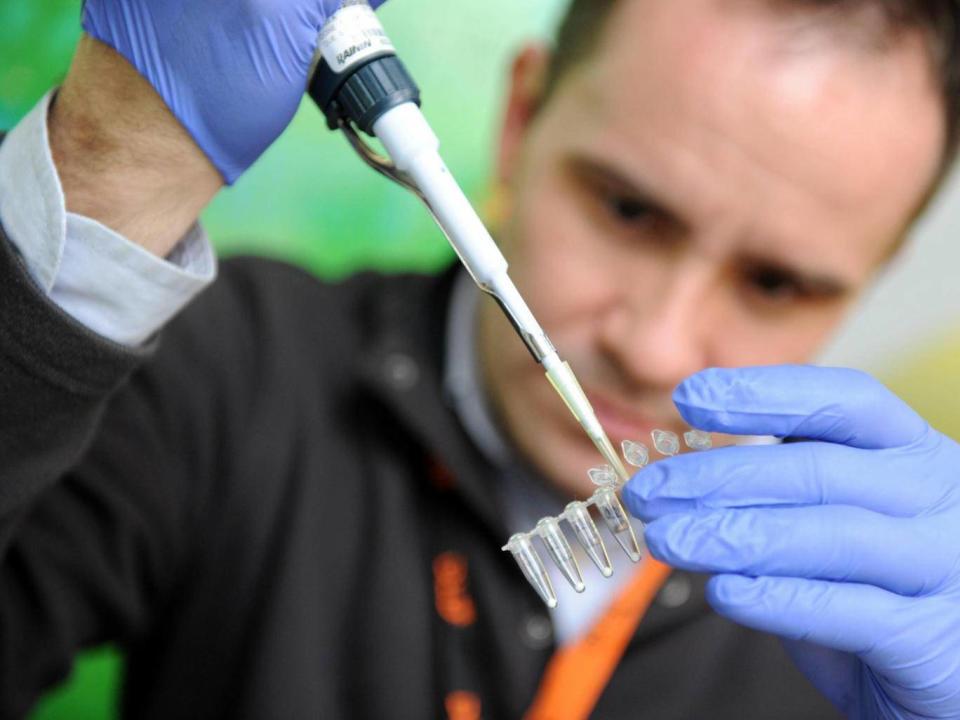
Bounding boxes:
886 329 960 442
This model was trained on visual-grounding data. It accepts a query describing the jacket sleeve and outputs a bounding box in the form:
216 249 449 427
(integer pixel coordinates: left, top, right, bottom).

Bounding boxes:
0 221 237 717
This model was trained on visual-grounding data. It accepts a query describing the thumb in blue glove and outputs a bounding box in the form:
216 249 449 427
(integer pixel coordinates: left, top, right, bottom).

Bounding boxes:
624 366 960 719
82 0 388 183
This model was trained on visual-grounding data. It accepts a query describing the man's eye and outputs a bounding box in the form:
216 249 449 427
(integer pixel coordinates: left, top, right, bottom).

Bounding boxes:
746 267 802 302
606 195 654 223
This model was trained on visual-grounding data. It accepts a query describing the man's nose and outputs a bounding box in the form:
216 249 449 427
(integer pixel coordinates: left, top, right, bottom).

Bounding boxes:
597 260 713 392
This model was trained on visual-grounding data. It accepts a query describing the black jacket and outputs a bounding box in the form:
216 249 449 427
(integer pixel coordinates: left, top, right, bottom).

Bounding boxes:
0 211 841 718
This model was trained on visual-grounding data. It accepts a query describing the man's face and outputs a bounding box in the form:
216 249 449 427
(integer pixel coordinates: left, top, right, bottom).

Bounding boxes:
478 0 944 498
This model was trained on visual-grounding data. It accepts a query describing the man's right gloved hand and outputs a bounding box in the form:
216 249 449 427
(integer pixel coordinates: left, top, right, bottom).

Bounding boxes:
81 0 388 184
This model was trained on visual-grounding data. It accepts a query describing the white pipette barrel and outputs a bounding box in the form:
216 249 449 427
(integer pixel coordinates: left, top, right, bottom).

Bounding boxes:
374 104 551 357
374 105 507 288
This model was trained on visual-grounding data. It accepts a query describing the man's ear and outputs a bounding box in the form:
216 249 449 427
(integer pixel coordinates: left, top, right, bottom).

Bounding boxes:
496 44 552 185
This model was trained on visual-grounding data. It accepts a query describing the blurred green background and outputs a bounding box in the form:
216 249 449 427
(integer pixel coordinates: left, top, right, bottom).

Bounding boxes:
3 1 960 718
1 0 565 716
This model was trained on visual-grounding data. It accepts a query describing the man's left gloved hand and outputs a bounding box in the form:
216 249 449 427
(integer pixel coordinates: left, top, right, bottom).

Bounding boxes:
624 366 960 719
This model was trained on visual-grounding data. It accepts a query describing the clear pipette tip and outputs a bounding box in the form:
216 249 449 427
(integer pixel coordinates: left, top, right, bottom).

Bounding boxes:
544 359 629 482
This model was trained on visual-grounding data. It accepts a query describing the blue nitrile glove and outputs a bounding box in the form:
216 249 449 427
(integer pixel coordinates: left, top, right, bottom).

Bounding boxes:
623 366 960 720
81 0 389 183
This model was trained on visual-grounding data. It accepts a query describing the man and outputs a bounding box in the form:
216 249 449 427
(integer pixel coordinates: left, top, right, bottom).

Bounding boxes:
0 0 958 717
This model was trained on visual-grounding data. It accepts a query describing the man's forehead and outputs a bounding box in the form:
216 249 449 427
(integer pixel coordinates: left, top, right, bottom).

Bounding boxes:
551 0 944 266
592 0 940 162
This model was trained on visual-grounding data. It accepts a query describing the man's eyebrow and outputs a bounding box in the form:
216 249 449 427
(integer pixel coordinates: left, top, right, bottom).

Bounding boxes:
566 155 688 226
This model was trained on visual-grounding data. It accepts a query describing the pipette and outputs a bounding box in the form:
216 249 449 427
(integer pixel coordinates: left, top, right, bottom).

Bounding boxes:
309 1 629 482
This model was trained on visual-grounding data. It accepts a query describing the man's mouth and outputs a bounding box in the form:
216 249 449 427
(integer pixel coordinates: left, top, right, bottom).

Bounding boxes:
583 387 676 447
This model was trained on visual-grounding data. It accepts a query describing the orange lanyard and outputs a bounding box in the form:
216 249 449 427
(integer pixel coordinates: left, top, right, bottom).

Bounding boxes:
524 558 672 720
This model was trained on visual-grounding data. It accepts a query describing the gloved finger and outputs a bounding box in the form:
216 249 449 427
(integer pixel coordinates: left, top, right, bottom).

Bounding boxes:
705 574 906 658
624 439 945 521
644 505 951 596
712 575 960 712
780 639 861 715
674 366 929 450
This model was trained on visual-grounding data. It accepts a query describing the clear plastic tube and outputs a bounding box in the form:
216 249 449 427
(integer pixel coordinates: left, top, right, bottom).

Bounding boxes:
503 533 557 608
593 487 642 563
564 501 613 577
537 517 584 592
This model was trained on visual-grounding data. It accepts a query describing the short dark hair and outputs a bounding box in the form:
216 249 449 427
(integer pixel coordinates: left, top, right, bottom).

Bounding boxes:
544 0 960 183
